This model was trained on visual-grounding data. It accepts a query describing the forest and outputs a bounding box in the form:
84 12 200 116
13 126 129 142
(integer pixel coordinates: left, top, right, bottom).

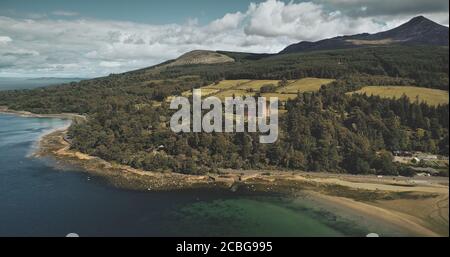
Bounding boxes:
63 79 449 176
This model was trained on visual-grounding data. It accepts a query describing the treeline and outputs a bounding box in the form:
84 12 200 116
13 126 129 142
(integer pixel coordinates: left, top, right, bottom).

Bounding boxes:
281 85 448 175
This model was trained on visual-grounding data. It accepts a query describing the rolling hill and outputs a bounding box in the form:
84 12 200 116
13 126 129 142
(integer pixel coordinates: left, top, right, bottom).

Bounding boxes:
348 86 449 106
164 50 234 67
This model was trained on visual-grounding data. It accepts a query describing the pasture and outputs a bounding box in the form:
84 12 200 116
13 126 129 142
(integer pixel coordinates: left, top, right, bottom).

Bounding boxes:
168 78 335 104
349 86 449 106
276 78 335 93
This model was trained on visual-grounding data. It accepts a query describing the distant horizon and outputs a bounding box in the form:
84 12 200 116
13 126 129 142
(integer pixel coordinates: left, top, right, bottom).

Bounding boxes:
0 76 89 79
0 76 85 90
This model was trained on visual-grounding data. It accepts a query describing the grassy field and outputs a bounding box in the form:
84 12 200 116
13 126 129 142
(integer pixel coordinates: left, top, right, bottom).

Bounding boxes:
349 86 449 106
214 89 254 100
203 80 251 90
182 88 220 97
169 78 334 103
276 78 335 93
261 93 298 101
236 80 279 90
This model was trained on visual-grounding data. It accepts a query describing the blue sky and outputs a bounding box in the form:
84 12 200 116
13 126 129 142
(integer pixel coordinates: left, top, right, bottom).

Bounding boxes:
0 0 263 24
0 0 448 77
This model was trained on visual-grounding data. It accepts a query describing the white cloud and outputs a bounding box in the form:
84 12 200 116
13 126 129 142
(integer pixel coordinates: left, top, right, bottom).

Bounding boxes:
208 12 245 32
99 61 122 68
52 10 79 17
0 0 447 77
0 36 12 44
322 0 448 17
243 0 390 40
0 13 289 77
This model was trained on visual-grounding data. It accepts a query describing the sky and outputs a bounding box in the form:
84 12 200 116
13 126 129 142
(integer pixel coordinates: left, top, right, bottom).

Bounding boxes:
0 0 448 78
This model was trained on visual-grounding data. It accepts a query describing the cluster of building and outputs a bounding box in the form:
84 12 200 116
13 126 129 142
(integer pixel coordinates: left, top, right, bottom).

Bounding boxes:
393 151 448 176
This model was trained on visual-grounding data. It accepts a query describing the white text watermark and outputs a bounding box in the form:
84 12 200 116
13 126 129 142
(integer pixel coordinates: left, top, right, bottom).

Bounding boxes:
169 89 279 143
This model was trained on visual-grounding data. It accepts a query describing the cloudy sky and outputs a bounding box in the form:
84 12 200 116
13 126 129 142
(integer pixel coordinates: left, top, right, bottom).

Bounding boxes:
0 0 448 78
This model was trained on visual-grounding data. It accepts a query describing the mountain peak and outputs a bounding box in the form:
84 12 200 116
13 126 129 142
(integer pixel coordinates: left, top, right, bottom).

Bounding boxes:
399 15 442 29
368 15 449 44
280 16 448 54
409 15 428 22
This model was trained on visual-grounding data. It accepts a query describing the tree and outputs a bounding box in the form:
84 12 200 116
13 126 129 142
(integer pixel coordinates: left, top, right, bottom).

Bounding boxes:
373 151 397 175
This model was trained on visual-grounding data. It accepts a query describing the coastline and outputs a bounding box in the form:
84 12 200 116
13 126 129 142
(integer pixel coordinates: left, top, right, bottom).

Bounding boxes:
1 108 448 236
0 106 86 121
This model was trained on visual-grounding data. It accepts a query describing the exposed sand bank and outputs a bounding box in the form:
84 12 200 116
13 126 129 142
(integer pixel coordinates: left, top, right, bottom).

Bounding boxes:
305 191 447 236
0 106 86 121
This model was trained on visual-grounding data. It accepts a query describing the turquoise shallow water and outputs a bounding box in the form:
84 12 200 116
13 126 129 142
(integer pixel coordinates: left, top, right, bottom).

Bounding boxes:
0 113 385 236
